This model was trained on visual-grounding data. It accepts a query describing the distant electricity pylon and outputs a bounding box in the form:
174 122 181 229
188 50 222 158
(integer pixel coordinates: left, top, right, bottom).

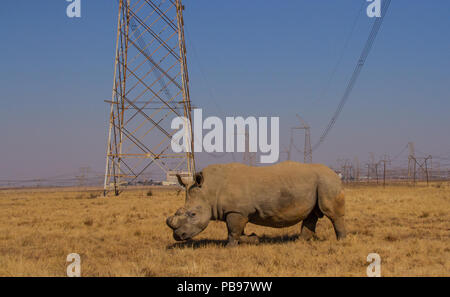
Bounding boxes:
76 167 91 187
379 154 391 187
104 0 195 196
407 142 415 179
243 131 257 166
340 159 353 183
281 143 292 161
292 114 312 163
353 157 360 181
409 155 432 186
366 152 378 183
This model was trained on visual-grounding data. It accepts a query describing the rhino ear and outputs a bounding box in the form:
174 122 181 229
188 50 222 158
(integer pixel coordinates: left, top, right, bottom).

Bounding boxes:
176 174 187 188
194 172 204 187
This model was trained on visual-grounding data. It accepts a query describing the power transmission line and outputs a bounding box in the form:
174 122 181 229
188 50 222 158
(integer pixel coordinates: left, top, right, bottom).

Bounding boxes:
316 1 365 103
312 0 392 152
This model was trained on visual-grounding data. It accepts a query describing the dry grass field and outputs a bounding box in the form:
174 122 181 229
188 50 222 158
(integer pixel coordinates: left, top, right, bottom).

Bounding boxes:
0 183 449 277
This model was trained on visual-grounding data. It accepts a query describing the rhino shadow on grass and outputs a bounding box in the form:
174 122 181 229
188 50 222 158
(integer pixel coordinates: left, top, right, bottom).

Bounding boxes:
166 233 327 249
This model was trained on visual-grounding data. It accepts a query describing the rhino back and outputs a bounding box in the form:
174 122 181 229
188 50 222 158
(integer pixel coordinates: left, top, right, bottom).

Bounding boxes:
201 162 330 227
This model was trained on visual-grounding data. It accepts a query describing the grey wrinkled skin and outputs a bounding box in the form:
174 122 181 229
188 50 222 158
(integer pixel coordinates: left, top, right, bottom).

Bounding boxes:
166 195 211 241
166 161 346 246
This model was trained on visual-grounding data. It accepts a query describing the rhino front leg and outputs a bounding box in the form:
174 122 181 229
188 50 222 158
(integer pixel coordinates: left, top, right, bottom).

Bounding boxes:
225 213 248 247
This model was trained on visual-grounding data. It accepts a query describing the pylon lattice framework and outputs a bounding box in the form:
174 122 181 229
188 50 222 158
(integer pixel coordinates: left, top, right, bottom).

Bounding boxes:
104 0 195 195
292 114 312 164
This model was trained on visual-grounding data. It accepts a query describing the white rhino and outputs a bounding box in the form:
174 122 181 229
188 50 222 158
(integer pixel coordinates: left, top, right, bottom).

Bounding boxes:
166 161 346 246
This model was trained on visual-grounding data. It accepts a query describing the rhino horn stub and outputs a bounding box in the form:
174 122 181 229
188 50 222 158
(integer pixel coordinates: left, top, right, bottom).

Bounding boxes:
166 216 181 229
175 207 187 216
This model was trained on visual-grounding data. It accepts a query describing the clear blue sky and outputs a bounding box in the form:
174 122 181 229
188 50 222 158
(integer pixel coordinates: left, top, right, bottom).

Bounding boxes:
1 1 449 179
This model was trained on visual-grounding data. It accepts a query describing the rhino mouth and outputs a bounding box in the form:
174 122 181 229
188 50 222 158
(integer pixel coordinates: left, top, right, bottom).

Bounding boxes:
173 229 193 241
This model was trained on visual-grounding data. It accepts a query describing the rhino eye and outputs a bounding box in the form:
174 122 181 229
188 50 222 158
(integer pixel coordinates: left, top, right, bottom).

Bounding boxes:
188 212 196 218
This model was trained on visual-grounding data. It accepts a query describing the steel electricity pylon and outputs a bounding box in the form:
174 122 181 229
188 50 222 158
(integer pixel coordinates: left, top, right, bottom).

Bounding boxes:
104 0 195 196
407 142 415 179
243 131 257 166
292 114 312 164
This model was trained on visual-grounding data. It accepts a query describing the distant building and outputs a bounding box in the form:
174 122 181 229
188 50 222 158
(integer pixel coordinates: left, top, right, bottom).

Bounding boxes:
163 171 192 186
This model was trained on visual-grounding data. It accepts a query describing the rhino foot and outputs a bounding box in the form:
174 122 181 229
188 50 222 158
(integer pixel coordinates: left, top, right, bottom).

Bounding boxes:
299 229 315 241
225 233 259 247
225 241 238 248
240 233 260 245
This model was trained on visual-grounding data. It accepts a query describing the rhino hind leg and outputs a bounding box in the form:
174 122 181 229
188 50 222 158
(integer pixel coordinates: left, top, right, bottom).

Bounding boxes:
329 191 346 240
331 216 346 240
225 213 249 247
318 189 347 240
300 211 318 241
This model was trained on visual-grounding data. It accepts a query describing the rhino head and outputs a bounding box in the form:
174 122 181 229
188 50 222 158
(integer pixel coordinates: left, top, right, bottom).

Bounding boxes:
166 172 211 241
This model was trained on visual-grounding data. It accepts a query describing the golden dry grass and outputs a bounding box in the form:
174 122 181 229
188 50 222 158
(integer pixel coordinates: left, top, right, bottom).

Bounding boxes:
0 183 449 277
